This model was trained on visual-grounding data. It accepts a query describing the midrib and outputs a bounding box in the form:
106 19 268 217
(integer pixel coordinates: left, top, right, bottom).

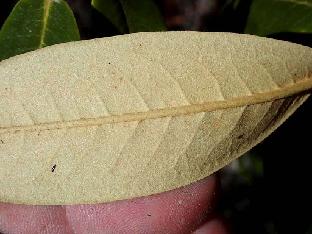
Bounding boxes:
39 0 52 48
0 78 311 134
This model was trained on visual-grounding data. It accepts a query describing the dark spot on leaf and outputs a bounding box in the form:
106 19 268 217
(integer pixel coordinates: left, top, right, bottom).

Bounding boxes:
139 43 142 46
108 62 111 65
51 164 56 172
0 139 4 144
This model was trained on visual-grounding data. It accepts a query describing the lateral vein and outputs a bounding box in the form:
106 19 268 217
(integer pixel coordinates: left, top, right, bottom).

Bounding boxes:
0 78 311 135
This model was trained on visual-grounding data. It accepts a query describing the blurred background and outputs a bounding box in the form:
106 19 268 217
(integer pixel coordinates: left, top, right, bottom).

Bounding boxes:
1 0 312 233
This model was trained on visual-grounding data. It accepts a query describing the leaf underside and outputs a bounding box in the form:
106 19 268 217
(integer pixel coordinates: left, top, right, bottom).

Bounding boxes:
0 32 311 205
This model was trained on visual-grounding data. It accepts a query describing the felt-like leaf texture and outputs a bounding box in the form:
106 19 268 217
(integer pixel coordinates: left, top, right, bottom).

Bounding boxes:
0 32 311 205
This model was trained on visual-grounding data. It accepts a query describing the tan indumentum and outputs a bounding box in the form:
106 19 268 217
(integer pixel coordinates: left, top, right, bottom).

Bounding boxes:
0 32 311 205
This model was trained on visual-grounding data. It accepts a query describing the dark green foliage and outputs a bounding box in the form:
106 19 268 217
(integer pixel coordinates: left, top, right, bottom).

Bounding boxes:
245 0 312 35
92 0 166 33
0 0 79 61
91 0 127 33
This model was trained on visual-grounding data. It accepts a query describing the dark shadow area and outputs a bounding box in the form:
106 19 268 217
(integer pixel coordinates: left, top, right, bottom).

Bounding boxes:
220 96 312 234
270 32 312 47
0 0 18 28
219 33 312 234
258 96 312 234
202 0 253 32
62 0 120 40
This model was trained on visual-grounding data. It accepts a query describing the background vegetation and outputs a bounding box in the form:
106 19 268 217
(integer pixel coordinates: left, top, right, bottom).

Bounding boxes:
0 0 311 233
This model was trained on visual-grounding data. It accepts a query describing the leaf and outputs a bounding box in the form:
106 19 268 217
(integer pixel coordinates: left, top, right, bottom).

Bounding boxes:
0 32 311 205
92 0 166 33
119 0 166 32
245 0 312 36
91 0 128 33
0 0 80 61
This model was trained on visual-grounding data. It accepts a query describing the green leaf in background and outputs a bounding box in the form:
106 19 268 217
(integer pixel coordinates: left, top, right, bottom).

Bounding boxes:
92 0 166 33
245 0 312 36
91 0 127 34
0 0 80 61
119 0 166 32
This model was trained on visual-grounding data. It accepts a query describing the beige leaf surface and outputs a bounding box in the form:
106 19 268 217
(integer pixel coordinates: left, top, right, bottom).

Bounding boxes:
0 32 312 205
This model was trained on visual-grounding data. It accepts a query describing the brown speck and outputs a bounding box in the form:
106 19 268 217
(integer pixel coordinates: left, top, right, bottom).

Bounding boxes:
0 139 4 144
238 134 244 139
147 214 151 217
108 62 111 65
139 43 142 46
51 164 56 172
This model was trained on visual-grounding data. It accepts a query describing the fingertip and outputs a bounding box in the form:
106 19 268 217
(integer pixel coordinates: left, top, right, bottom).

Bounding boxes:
0 175 220 233
66 174 220 233
193 218 230 234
